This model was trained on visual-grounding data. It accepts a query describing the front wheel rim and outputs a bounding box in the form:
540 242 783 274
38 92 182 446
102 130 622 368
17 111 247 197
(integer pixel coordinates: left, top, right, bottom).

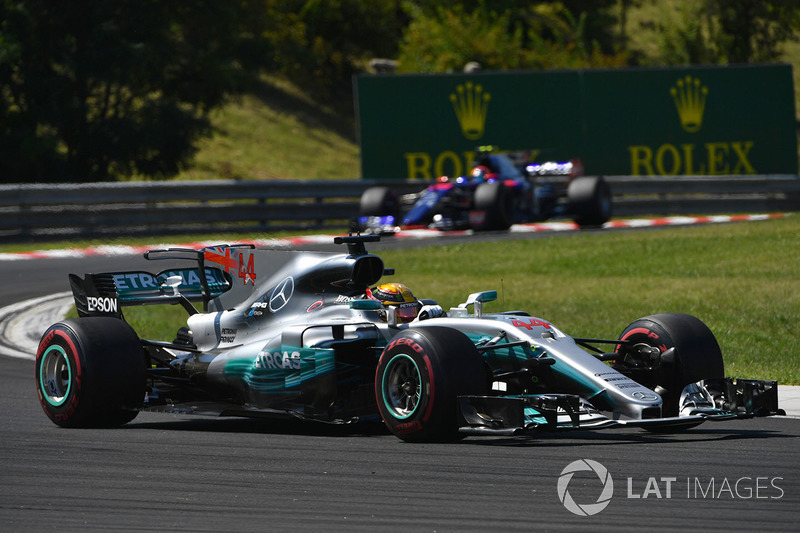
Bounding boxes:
381 354 422 419
39 345 71 407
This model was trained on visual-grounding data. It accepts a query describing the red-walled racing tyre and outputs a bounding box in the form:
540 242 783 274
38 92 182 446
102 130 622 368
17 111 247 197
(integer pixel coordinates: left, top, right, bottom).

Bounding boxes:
375 326 488 442
614 313 724 416
35 318 146 428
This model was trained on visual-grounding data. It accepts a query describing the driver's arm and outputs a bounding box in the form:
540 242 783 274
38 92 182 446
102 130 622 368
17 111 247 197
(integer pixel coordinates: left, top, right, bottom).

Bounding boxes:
415 303 445 321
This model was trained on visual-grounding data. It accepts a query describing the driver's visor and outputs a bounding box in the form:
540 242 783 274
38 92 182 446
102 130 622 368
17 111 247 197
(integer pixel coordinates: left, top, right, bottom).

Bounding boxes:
394 302 420 322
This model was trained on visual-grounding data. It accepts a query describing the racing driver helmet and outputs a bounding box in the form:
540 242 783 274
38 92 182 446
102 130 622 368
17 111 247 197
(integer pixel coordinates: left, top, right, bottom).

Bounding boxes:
471 165 490 183
366 282 421 323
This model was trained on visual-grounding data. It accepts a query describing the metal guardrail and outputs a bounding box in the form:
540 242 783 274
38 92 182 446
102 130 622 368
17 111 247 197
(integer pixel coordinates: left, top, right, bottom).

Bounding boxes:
607 175 800 217
1 176 798 242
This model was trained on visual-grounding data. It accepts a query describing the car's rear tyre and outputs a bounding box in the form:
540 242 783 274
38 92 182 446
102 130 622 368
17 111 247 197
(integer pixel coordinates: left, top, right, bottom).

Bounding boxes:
360 186 400 219
35 318 146 428
568 176 612 227
614 313 724 416
375 326 487 442
474 181 513 230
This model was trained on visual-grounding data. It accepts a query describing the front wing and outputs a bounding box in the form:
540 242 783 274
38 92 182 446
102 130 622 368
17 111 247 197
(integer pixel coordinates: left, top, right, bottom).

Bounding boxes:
457 378 784 436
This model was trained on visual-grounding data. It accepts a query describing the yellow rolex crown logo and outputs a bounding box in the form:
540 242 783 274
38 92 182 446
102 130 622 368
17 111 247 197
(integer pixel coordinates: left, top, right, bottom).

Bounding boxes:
670 75 708 133
450 82 491 140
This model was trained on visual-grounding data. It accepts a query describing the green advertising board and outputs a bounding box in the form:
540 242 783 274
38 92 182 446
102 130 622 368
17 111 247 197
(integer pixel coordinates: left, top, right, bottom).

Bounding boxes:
355 64 797 179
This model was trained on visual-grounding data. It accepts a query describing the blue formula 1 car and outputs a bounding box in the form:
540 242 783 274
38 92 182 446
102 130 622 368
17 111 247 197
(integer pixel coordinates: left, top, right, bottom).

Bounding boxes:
35 235 781 442
358 148 612 233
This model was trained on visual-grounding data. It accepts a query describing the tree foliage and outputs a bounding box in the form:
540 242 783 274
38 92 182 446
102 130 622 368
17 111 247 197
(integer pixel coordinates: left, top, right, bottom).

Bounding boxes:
653 0 800 66
0 0 261 182
397 1 627 73
0 0 408 182
256 0 407 105
0 0 797 183
710 0 800 64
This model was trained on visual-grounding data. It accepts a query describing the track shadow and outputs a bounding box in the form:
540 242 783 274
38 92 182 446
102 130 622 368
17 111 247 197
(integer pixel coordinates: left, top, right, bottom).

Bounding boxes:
126 413 793 446
127 415 390 438
456 425 793 448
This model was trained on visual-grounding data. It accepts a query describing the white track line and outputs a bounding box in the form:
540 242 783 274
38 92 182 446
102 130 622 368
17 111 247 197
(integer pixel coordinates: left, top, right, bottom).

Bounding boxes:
0 292 73 359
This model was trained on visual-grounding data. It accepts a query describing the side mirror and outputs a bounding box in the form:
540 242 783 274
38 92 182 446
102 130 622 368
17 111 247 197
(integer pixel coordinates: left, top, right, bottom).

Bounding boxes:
458 290 497 317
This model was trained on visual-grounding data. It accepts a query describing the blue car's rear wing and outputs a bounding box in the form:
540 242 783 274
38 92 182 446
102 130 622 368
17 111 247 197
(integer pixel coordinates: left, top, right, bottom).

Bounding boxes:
69 245 253 318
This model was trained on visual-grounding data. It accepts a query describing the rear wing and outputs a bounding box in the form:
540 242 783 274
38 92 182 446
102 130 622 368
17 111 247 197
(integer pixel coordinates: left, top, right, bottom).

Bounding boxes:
526 159 583 178
69 244 253 318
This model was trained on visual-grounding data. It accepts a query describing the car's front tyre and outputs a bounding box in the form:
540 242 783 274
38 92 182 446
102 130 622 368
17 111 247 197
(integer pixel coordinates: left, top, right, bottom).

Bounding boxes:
375 327 487 442
614 313 724 416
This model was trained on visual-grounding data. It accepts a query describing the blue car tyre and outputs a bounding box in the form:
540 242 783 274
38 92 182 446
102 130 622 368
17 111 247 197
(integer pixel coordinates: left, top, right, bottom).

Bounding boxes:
360 186 399 219
474 181 513 230
567 176 613 227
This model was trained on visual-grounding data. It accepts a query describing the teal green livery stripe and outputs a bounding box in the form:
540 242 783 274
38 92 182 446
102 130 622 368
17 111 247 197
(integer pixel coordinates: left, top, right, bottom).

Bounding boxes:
225 347 336 391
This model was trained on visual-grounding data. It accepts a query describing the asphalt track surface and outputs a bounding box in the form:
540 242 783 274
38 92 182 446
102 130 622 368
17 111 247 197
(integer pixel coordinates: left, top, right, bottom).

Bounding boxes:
2 232 799 532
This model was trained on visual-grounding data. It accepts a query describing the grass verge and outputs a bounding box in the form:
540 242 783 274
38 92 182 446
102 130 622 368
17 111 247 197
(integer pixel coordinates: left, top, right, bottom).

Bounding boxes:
173 76 359 182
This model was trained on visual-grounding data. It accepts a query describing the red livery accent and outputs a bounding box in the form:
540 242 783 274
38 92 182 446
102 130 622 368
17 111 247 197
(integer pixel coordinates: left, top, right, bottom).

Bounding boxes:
306 300 324 313
512 318 552 330
206 247 257 285
238 252 256 285
205 248 238 275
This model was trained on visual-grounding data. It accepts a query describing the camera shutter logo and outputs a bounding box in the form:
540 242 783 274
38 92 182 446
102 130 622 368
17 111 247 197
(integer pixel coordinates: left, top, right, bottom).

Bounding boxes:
557 459 614 516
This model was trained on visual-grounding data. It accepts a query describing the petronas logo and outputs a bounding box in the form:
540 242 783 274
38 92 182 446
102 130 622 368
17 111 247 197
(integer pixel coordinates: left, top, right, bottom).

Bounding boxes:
670 75 708 133
450 82 491 140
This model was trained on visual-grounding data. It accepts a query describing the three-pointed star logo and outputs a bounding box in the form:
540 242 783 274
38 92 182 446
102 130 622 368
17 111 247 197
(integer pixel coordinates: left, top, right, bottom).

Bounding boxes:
268 277 294 312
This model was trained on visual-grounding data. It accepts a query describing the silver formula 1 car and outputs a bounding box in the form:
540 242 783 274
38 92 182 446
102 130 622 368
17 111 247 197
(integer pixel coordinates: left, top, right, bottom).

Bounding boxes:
35 235 782 442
